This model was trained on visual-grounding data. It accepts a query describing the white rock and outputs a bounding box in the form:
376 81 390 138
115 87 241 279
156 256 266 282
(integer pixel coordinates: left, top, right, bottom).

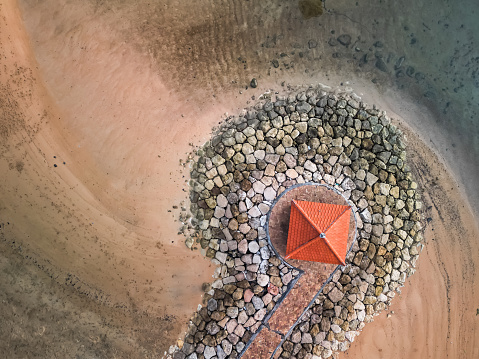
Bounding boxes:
264 187 277 201
216 346 226 359
257 274 270 286
223 228 233 241
239 223 251 234
252 254 261 264
324 174 335 185
356 169 366 180
248 206 262 218
304 160 317 172
253 181 266 194
260 246 270 260
254 308 267 321
209 217 219 228
328 287 344 303
222 340 233 355
254 149 266 160
353 300 365 310
391 269 400 281
345 331 358 343
258 203 270 214
331 324 341 334
341 177 356 191
378 293 388 302
236 342 245 353
275 172 286 183
212 279 223 289
242 143 254 155
204 346 216 359
248 241 260 253
286 168 299 179
214 206 226 218
238 201 247 213
357 310 366 322
366 172 379 186
238 239 248 254
379 183 391 195
261 176 273 186
215 251 228 263
283 153 297 168
245 197 254 209
323 349 333 358
213 176 223 188
360 208 372 223
252 296 265 309
217 194 228 208
246 154 256 164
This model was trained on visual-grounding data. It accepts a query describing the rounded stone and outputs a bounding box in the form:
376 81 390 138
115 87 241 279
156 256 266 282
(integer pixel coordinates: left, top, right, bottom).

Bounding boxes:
285 168 299 179
248 241 260 253
263 187 277 201
257 273 270 287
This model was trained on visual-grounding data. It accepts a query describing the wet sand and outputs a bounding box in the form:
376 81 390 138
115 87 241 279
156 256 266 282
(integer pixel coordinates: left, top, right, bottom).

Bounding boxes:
1 0 478 357
341 124 479 358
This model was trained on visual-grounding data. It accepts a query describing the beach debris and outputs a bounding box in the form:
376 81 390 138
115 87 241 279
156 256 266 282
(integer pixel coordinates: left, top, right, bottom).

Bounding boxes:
395 56 405 70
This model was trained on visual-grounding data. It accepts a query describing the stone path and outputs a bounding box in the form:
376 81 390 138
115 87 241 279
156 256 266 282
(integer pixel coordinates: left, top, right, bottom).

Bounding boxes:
242 184 356 358
242 270 332 358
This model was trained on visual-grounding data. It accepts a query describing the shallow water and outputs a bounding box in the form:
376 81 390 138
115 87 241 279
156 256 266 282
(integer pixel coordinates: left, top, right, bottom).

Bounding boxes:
107 0 479 212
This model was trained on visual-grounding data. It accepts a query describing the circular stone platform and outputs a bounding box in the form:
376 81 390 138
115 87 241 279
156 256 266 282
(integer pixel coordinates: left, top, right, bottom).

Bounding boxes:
267 183 357 273
173 88 425 359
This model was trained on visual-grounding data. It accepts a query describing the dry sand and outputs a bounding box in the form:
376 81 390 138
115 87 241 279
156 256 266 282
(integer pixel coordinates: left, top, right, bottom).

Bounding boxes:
1 0 218 355
1 0 478 357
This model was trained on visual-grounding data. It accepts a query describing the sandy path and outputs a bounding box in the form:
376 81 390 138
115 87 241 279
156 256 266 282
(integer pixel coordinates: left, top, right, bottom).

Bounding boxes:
1 0 478 357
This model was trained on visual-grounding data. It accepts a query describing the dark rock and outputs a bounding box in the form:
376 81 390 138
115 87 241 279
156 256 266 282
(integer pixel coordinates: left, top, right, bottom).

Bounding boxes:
415 72 425 81
406 66 415 77
296 101 312 113
206 321 220 335
308 39 318 49
207 298 218 312
227 192 239 204
337 34 351 46
375 58 388 72
328 37 338 46
173 352 186 359
240 179 252 191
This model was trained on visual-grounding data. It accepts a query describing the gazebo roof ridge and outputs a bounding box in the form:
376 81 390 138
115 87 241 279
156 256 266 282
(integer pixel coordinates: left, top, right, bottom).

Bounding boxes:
284 199 351 265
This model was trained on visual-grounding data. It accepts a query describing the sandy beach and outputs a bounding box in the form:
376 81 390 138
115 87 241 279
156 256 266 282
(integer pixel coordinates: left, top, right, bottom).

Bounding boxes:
1 0 478 357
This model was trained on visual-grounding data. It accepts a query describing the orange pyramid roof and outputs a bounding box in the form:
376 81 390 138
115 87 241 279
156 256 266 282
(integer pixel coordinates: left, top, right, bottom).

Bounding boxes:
285 199 351 265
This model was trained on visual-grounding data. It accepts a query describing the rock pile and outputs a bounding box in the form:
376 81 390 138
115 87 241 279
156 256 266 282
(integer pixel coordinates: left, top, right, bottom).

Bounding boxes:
172 87 423 359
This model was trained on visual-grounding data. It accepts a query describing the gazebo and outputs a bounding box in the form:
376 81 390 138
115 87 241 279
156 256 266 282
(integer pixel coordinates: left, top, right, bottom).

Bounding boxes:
285 199 351 265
